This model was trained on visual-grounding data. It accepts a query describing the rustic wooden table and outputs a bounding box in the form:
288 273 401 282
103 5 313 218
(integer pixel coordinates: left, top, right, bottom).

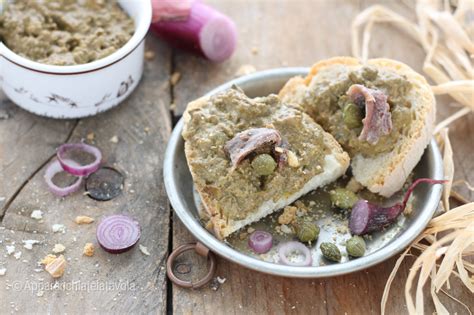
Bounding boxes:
0 1 472 314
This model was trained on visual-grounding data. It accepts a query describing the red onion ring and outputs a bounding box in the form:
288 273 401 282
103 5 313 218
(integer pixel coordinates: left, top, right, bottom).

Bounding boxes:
96 215 141 254
278 241 312 266
248 231 273 254
57 143 102 177
199 10 237 62
44 159 83 197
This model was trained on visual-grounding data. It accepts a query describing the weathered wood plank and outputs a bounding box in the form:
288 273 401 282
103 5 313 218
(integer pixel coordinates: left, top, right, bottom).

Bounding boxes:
171 1 473 315
0 36 172 314
0 91 76 217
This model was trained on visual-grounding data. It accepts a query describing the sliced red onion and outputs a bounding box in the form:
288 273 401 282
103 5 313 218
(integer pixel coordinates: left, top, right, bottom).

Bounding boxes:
151 2 237 62
44 159 83 197
349 178 447 235
278 241 312 267
248 231 273 254
96 215 141 254
57 143 102 177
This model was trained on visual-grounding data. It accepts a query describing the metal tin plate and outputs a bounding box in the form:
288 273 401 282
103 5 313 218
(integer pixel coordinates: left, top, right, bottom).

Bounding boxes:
163 68 443 278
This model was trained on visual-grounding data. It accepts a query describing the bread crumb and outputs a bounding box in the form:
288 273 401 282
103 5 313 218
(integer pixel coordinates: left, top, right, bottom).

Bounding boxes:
31 210 43 220
36 290 44 297
41 254 57 265
287 150 300 168
205 220 214 232
278 206 297 225
52 244 66 254
86 132 95 141
6 245 15 255
346 177 363 193
52 224 66 233
170 72 181 86
14 251 22 259
235 64 256 77
336 224 349 234
109 135 119 144
145 50 155 60
247 227 255 234
0 267 6 276
139 244 150 256
74 216 94 225
280 224 292 234
210 278 221 291
239 232 248 240
294 200 309 215
45 255 66 278
22 240 40 250
83 243 94 257
217 276 226 284
274 225 282 234
404 203 413 215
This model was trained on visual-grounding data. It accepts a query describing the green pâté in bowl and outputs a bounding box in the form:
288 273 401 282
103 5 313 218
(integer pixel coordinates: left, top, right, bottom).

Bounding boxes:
0 0 135 65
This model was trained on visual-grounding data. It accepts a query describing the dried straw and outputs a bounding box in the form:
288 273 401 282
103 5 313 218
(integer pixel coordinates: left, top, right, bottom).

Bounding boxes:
439 128 454 211
352 1 474 314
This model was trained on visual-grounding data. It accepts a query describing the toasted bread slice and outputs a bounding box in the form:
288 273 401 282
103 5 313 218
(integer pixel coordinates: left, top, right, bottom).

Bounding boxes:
183 89 349 239
279 57 435 197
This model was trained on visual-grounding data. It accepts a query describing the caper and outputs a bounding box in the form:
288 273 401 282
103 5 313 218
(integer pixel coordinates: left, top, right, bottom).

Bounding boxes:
330 188 359 209
251 154 277 176
346 236 366 257
320 242 341 262
295 220 320 243
343 103 363 129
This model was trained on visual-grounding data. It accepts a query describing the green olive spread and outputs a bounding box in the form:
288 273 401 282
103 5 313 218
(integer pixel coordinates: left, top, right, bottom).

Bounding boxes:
0 0 134 65
301 66 413 156
183 89 330 221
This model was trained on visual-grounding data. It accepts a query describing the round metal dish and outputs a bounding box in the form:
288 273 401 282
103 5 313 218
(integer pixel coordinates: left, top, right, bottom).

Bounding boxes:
163 68 444 278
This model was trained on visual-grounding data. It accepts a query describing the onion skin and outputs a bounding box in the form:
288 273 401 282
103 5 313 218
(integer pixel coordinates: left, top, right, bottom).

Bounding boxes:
96 215 141 254
349 178 447 235
152 0 194 22
248 231 273 254
278 241 312 267
57 143 102 177
349 200 403 235
151 2 237 62
44 159 83 197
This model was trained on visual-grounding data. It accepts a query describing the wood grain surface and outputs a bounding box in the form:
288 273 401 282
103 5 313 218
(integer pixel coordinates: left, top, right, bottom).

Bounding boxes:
0 0 472 315
0 40 172 314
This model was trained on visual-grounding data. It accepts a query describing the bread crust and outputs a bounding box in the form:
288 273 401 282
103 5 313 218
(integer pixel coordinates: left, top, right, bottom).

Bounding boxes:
183 95 349 239
280 57 435 197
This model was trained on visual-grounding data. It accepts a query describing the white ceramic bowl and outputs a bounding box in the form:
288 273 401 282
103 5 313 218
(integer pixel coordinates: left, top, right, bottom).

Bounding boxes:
0 0 152 119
